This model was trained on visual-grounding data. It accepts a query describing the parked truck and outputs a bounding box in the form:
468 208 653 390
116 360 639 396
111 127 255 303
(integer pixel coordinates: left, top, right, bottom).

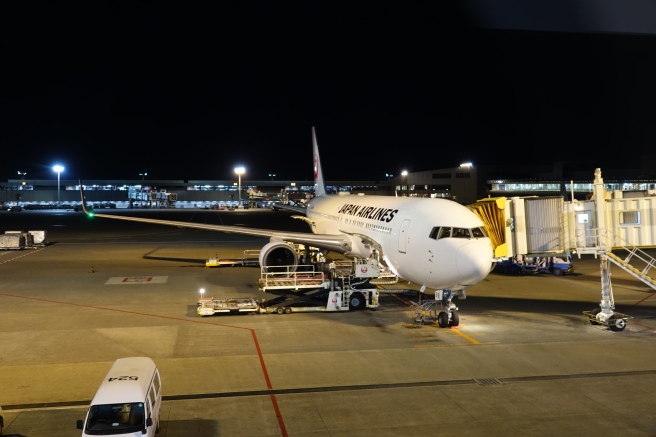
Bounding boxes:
493 255 574 276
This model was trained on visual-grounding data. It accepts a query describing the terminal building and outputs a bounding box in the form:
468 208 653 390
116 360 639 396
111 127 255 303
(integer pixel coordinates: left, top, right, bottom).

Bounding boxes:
2 160 656 209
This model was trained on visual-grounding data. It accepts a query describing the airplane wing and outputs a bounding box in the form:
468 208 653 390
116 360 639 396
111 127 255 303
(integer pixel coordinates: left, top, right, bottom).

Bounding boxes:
82 201 352 254
271 203 308 214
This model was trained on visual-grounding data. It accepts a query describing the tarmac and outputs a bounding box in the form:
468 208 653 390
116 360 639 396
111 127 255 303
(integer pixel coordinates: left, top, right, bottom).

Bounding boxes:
0 208 655 437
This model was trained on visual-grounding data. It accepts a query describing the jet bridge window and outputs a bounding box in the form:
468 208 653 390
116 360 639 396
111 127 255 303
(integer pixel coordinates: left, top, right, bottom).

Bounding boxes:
620 210 640 225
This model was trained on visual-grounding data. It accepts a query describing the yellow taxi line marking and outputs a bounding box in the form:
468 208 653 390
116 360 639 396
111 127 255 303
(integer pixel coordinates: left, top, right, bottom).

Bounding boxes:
414 342 498 348
450 328 482 344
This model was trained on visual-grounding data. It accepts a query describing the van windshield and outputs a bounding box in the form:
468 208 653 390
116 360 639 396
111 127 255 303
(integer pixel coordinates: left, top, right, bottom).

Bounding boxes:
85 402 145 435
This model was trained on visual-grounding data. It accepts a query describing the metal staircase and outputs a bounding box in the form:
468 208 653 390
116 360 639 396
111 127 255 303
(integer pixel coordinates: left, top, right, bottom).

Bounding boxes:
606 248 656 290
578 228 656 291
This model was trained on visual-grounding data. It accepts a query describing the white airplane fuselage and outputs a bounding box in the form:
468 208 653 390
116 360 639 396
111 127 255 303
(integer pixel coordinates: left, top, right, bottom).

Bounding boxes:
306 194 493 291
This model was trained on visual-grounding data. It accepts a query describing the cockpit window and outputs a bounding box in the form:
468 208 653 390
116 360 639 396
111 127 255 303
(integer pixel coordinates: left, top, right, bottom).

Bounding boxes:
428 227 452 240
429 226 488 240
438 227 452 239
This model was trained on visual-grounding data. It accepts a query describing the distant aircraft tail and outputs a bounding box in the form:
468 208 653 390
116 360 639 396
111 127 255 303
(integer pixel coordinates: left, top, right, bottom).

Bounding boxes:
79 181 93 215
312 127 327 197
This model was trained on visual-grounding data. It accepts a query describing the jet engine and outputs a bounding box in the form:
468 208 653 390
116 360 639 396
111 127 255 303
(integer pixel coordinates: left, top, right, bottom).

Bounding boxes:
258 241 299 268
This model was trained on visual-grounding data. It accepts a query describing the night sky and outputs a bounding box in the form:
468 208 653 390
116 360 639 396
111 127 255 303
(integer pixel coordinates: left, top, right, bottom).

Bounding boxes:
3 1 656 182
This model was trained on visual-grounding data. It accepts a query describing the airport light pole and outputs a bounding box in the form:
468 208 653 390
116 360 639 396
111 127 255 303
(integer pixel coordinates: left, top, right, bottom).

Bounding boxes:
234 166 245 207
268 173 276 181
53 165 64 207
386 173 394 195
401 170 408 194
139 172 148 194
17 171 26 188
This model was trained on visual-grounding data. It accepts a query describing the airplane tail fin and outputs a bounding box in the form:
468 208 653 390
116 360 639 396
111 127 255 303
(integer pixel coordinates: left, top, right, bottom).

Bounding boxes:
312 127 327 197
79 180 92 215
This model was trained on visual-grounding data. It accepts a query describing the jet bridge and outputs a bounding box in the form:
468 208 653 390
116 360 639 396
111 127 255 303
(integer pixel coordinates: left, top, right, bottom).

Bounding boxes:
470 168 656 332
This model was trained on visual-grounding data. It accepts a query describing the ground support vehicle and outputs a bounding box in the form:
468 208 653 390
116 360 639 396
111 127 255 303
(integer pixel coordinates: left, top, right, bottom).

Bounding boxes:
197 288 379 316
493 255 574 276
77 357 162 437
0 230 47 250
197 258 385 316
197 297 261 316
258 258 382 309
206 250 260 267
492 257 539 275
258 264 331 292
259 288 380 313
535 256 575 276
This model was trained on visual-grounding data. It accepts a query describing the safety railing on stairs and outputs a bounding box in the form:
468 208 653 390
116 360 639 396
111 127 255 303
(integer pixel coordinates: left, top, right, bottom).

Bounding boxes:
575 228 656 291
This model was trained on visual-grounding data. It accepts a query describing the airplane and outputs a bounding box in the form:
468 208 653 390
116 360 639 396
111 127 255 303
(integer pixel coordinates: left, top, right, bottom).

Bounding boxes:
80 127 494 327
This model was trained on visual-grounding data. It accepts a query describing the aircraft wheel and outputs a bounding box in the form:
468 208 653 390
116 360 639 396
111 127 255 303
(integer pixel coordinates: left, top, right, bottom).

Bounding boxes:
284 307 292 314
437 311 449 328
449 311 460 327
276 307 284 315
609 315 627 332
349 293 366 310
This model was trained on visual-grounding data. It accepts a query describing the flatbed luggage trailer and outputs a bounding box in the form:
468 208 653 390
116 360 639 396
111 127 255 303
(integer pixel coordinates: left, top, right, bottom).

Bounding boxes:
197 297 260 316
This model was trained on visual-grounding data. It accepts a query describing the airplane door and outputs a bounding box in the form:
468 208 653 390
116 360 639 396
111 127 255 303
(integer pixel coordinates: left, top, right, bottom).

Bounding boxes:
398 219 410 253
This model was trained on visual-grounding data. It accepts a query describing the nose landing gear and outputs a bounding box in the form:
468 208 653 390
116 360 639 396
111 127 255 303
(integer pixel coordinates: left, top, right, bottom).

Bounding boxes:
437 290 461 328
412 289 464 328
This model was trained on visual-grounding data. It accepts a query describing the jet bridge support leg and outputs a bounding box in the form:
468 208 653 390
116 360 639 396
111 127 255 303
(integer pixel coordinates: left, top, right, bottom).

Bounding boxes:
584 255 630 332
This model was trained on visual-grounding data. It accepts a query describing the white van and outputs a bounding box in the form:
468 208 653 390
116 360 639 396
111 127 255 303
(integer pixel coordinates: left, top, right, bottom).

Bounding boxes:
77 357 162 436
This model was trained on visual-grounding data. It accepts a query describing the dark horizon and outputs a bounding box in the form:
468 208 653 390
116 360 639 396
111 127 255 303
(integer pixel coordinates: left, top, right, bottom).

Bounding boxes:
3 2 656 182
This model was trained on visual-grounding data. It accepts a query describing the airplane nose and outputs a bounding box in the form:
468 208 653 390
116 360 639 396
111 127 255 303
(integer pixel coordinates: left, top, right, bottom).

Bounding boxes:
456 240 494 285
